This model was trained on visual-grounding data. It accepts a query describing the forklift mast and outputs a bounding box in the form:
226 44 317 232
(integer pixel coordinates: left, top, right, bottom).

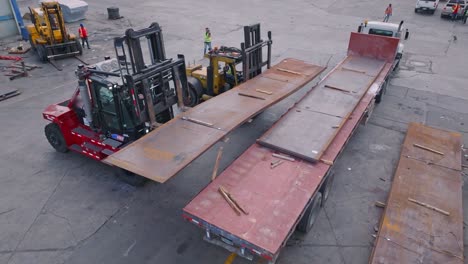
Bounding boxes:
204 23 272 95
40 2 69 43
241 24 272 80
112 23 189 128
71 23 190 142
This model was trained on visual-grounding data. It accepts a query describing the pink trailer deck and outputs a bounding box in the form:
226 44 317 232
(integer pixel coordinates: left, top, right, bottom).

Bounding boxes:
183 32 399 262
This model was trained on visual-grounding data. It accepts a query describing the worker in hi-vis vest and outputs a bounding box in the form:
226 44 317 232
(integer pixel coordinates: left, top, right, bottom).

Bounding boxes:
204 27 212 54
78 24 90 49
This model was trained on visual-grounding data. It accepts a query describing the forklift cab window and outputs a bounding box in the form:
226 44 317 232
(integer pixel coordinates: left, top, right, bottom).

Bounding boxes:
94 83 119 131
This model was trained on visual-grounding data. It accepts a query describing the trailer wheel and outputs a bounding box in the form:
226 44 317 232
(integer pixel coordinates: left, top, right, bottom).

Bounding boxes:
320 172 335 206
375 79 388 104
45 123 69 153
297 192 322 233
393 59 400 71
116 168 148 187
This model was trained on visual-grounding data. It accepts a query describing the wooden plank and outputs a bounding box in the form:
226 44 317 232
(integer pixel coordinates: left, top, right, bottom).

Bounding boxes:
104 59 325 183
211 147 224 181
258 56 386 162
369 123 463 264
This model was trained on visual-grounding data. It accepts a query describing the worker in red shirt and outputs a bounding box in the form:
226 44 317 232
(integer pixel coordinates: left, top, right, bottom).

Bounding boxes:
452 2 460 21
383 4 393 22
78 24 90 49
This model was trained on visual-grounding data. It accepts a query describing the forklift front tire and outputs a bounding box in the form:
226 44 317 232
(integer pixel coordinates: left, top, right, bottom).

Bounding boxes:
45 123 69 153
183 87 200 107
36 45 48 62
116 168 148 187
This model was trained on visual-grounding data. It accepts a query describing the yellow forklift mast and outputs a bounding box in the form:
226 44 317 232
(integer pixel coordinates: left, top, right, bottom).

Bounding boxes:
185 24 272 106
26 1 82 65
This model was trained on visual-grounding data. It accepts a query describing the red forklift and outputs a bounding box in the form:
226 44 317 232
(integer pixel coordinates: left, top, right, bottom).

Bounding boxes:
42 23 192 185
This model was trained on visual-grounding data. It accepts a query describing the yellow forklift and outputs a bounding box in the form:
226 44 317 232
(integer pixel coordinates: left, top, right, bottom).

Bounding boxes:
184 24 272 106
26 2 83 69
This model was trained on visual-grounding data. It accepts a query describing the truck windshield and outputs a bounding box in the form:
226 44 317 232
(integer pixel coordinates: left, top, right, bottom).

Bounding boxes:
368 28 394 37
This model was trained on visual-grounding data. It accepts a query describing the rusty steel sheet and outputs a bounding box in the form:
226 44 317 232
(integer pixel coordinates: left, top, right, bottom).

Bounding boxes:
258 58 387 162
400 123 462 171
183 84 380 255
104 59 325 183
257 33 399 162
370 123 463 264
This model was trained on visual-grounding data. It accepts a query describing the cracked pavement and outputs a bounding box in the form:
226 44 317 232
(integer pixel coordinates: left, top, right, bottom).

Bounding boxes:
1 0 467 263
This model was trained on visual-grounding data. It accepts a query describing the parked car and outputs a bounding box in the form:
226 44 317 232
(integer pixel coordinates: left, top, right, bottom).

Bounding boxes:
441 0 466 18
415 0 439 14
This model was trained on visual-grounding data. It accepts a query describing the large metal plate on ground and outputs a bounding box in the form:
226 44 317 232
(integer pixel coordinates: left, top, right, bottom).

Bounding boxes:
258 56 387 162
184 86 380 255
104 59 325 183
369 123 463 264
400 123 462 170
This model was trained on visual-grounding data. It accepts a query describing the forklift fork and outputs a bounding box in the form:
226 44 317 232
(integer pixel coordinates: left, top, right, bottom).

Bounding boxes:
241 24 272 81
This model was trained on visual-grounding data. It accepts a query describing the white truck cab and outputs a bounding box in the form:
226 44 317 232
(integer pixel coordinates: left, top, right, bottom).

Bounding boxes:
358 20 409 68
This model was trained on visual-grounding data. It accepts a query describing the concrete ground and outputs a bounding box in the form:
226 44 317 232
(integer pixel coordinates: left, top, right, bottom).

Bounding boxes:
0 0 467 263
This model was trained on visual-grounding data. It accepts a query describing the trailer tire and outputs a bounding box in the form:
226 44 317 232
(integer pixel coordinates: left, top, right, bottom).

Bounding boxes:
375 78 388 104
116 168 148 187
320 172 335 206
297 192 322 233
45 123 69 153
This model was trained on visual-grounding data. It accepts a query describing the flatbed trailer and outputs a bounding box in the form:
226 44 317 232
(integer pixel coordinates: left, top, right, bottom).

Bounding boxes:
182 32 400 263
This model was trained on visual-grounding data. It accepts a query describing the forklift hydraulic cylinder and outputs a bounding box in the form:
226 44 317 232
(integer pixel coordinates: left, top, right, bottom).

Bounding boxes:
77 64 93 126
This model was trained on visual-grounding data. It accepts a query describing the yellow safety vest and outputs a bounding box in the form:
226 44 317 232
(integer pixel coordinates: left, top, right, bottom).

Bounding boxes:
204 32 211 43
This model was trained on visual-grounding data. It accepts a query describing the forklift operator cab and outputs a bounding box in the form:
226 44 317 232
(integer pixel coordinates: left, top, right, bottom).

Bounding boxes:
85 77 140 140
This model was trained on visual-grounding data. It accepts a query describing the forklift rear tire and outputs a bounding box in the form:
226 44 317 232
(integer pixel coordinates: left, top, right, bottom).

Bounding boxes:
297 192 322 233
116 168 148 187
45 123 69 153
